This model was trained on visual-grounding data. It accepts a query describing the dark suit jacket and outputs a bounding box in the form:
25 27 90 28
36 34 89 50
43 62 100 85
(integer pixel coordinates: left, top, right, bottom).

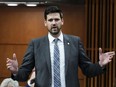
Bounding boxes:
13 34 104 87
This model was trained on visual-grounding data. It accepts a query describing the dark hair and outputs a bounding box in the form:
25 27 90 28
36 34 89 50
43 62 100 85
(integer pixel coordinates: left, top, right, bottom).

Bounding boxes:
44 6 63 20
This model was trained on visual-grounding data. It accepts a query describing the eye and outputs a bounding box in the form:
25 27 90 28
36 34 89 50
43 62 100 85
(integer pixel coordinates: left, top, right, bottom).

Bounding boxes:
48 19 53 22
55 18 60 21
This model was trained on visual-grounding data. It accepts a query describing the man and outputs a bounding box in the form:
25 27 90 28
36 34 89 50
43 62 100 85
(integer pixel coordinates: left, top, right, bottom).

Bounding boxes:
6 6 115 87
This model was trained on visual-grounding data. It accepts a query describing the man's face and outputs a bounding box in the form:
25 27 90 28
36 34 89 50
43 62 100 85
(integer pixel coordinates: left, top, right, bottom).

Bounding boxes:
44 13 64 36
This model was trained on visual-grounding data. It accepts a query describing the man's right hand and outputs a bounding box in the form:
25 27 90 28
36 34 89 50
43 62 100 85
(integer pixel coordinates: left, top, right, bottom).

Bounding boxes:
6 53 18 74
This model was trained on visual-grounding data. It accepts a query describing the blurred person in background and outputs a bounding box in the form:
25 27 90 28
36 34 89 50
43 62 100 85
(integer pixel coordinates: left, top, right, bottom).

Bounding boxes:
0 78 19 87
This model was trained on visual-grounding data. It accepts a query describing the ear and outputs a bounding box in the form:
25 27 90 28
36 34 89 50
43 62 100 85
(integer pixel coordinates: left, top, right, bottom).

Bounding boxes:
44 20 47 26
61 19 64 25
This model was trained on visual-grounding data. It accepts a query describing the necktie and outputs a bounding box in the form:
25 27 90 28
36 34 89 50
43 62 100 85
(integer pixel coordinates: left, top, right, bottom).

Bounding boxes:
54 38 61 87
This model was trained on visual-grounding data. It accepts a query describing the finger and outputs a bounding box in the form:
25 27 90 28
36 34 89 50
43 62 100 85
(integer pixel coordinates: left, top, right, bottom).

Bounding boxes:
13 53 17 60
99 48 102 55
106 51 115 55
109 55 114 60
6 63 11 68
7 66 12 70
6 58 12 63
7 58 10 61
6 58 10 62
6 63 13 69
108 60 112 63
6 62 12 66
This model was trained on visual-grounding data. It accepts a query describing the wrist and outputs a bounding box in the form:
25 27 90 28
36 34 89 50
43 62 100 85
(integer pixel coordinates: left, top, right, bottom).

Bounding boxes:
99 61 104 67
12 68 18 74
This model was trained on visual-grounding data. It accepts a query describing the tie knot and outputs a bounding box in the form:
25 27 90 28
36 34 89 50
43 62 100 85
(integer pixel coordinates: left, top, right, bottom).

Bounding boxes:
54 38 59 44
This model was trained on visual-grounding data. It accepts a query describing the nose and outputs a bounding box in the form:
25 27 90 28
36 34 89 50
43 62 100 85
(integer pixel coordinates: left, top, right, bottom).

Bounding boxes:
52 20 56 24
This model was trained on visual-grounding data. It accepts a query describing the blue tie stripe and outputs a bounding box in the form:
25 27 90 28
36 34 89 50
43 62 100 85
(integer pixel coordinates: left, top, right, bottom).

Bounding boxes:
54 39 61 87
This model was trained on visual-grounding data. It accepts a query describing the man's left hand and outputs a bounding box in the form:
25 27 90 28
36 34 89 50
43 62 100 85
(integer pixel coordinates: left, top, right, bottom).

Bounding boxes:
99 48 115 67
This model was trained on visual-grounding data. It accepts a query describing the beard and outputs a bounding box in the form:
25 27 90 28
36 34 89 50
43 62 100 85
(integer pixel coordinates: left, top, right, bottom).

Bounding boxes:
48 27 61 35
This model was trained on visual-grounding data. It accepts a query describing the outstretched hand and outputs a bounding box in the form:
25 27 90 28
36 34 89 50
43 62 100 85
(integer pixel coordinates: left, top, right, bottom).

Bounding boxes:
6 53 18 74
99 48 115 67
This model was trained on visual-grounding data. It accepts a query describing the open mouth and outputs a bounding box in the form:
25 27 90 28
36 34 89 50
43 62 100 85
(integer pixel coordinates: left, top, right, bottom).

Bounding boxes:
52 27 57 29
52 26 57 28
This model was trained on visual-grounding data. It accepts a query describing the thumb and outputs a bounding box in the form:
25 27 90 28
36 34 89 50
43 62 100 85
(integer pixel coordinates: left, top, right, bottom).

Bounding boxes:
13 53 17 60
99 48 102 55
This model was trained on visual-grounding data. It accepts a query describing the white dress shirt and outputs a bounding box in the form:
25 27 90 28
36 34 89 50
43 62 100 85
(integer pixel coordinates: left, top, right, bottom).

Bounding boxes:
48 32 66 87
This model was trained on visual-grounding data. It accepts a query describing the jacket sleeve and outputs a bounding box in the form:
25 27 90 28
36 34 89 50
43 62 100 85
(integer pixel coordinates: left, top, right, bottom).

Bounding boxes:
12 40 35 81
78 38 105 77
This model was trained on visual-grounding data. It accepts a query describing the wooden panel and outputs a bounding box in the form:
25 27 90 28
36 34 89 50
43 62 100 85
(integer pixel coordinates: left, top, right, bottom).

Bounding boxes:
0 5 85 44
85 0 116 87
114 0 116 87
0 7 47 44
62 5 86 42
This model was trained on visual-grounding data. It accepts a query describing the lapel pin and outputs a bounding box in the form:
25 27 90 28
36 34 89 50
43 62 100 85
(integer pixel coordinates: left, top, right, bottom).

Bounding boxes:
67 42 70 45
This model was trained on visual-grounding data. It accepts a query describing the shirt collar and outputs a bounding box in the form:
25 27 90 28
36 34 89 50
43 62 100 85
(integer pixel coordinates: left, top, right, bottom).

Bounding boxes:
48 32 63 43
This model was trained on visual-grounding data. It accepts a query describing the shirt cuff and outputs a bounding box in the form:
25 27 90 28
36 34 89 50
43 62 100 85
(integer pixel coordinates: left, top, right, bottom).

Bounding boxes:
27 80 32 86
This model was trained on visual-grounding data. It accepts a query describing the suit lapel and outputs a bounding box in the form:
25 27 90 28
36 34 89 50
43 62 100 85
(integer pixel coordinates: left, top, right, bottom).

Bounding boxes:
42 36 51 74
63 35 71 75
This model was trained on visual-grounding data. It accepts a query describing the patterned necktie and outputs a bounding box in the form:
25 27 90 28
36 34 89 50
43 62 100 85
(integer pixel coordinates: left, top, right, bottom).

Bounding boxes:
54 38 61 87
